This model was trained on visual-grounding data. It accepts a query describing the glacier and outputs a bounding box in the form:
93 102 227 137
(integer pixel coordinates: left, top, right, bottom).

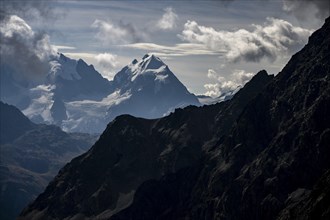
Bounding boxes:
1 53 201 133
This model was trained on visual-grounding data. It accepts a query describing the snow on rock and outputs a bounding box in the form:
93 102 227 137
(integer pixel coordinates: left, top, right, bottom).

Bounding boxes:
23 84 55 124
49 54 81 81
62 90 131 133
5 53 200 134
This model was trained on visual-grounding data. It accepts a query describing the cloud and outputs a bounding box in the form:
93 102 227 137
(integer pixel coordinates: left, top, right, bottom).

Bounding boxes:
0 15 56 81
52 45 76 50
179 17 313 63
204 69 254 97
157 7 178 30
92 19 146 44
0 0 60 83
95 53 118 69
95 53 119 80
121 42 223 57
282 0 330 20
0 0 57 22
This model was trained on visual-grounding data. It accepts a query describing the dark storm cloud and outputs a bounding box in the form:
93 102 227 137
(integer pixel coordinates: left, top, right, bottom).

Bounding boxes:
0 0 57 21
283 0 330 20
118 20 145 43
0 0 58 81
0 15 56 81
211 0 329 21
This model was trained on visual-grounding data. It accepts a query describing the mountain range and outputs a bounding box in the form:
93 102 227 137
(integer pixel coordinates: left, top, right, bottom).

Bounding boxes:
1 54 200 134
0 101 97 220
19 16 330 220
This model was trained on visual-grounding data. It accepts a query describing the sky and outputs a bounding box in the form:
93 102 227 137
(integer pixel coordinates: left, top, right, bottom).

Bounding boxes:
1 0 329 96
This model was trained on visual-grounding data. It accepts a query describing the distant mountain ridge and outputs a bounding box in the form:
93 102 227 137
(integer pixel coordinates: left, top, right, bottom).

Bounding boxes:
0 102 35 144
50 54 113 101
0 101 97 220
19 16 330 220
1 54 200 133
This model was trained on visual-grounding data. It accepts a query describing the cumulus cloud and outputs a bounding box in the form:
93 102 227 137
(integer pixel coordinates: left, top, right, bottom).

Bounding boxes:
204 69 254 97
0 15 56 81
157 7 178 30
179 17 313 63
95 53 119 80
0 0 59 82
92 19 146 44
282 0 330 20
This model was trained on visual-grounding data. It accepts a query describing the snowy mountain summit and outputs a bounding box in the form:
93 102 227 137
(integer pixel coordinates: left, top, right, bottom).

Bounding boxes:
1 54 200 133
107 54 200 124
114 54 170 88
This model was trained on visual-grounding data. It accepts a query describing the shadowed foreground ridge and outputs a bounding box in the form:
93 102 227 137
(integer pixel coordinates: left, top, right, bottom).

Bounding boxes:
19 17 330 220
0 102 97 220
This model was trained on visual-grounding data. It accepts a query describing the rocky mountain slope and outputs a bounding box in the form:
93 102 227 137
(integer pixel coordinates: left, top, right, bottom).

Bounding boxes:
0 102 36 144
17 70 273 219
19 16 330 220
0 102 97 220
106 54 200 121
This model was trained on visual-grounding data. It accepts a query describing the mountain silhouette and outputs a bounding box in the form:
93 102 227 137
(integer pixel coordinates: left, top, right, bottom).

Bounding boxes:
19 17 330 220
0 102 97 220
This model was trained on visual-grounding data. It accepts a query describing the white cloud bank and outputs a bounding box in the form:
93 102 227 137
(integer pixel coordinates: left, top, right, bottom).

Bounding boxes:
179 17 313 63
95 53 119 80
282 0 330 20
204 69 254 97
157 7 178 30
121 17 312 62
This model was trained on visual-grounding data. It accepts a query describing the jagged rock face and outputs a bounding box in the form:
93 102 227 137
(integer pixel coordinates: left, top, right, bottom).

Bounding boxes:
50 96 67 125
18 70 273 220
51 56 113 101
112 17 330 220
19 17 330 220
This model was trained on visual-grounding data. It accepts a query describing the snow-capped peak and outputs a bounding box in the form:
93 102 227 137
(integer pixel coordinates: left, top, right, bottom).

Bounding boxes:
129 54 166 72
140 54 165 70
115 54 169 84
131 54 168 81
49 53 81 81
4 52 200 133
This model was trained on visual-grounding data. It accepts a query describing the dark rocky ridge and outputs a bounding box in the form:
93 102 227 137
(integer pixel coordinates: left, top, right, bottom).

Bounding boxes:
18 70 273 219
0 101 36 144
0 102 97 220
19 17 330 220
